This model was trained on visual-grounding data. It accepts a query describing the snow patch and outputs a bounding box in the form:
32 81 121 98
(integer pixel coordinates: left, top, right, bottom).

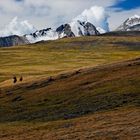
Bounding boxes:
126 15 140 27
26 30 58 43
129 15 140 20
96 27 106 34
70 20 84 36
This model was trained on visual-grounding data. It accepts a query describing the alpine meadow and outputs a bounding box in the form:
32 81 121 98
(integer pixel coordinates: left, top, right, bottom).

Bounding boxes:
0 0 140 139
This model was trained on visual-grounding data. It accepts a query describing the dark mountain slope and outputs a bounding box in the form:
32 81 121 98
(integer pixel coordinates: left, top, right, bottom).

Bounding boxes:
99 31 140 36
0 35 29 47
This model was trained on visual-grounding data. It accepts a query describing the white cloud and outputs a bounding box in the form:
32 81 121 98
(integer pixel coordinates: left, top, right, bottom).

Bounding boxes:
72 6 109 32
0 17 36 37
0 0 139 31
0 0 117 30
0 5 110 37
0 0 23 13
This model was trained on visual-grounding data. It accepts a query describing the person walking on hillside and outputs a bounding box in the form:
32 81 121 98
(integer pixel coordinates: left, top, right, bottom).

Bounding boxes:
19 76 23 82
13 76 17 84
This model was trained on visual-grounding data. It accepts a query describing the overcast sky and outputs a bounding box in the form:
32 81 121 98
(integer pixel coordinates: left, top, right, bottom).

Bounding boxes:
0 0 139 31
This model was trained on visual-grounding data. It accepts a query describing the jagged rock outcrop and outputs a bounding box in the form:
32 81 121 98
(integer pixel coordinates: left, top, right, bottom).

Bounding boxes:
69 20 100 36
56 21 100 38
25 28 58 43
30 28 52 38
78 21 100 36
56 24 75 38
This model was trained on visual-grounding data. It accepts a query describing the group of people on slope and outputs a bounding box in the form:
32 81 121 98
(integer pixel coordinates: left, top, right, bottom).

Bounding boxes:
13 76 23 84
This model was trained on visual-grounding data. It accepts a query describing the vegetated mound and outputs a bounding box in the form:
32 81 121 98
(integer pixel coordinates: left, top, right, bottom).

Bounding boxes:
0 57 140 122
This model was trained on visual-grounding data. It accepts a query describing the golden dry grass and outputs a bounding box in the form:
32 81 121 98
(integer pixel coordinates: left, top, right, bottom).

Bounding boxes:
0 36 140 84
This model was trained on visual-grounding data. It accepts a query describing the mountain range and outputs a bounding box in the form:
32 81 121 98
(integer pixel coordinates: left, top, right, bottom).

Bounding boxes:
25 20 100 43
0 15 140 47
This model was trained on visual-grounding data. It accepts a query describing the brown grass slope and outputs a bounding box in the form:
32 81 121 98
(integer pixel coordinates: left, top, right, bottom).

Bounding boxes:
0 57 140 122
0 107 139 140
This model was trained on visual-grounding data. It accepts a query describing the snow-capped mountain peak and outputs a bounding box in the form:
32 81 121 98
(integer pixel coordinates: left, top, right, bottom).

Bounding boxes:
56 24 75 38
116 15 140 31
126 15 140 27
70 20 100 37
129 15 140 20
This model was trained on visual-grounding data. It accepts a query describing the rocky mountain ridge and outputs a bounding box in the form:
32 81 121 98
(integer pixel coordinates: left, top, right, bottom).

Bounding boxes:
0 15 140 47
26 20 100 43
116 15 140 31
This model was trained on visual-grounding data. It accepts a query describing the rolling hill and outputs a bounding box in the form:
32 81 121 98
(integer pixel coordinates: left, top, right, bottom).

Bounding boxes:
0 35 140 83
0 57 140 139
0 35 140 139
0 57 140 121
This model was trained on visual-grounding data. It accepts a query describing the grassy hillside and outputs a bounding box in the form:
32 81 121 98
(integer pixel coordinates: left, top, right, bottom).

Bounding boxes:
0 57 140 122
0 36 140 84
0 35 140 139
0 57 140 139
